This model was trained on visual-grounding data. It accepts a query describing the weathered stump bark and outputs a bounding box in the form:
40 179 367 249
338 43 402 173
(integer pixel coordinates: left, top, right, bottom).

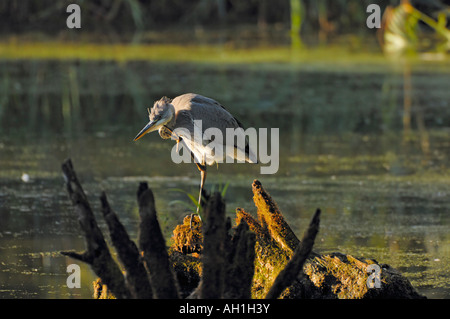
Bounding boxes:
265 209 321 299
60 159 424 299
234 180 317 298
100 192 153 298
60 159 131 299
235 180 424 299
137 182 180 299
300 253 425 299
199 192 227 299
251 180 301 255
223 220 256 299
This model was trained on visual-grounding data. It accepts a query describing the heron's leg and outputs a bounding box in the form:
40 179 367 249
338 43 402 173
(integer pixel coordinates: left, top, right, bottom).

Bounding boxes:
190 161 206 228
197 167 207 214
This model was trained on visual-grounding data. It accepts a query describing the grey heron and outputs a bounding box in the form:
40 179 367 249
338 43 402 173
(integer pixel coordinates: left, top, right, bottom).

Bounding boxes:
133 93 257 216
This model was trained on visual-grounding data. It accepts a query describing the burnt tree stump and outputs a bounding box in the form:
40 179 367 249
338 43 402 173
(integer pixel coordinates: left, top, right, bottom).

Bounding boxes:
60 159 424 299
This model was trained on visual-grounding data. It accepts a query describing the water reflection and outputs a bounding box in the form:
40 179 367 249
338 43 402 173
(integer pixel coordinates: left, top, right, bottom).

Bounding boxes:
0 60 449 298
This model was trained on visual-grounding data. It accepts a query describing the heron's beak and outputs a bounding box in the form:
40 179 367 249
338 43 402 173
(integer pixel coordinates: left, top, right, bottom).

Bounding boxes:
133 120 158 141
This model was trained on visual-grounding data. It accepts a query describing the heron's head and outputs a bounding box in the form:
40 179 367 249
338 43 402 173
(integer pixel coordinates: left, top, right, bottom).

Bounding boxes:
133 97 175 141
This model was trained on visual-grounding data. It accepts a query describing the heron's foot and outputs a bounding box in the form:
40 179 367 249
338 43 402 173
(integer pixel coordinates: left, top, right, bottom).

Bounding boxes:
189 213 202 229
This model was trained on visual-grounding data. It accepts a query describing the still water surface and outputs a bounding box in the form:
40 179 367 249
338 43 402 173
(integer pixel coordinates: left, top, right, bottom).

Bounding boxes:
0 58 449 298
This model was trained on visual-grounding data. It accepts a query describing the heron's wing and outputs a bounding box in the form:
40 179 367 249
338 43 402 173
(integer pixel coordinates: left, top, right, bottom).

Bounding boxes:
225 128 258 164
173 94 239 130
172 93 258 164
171 109 209 165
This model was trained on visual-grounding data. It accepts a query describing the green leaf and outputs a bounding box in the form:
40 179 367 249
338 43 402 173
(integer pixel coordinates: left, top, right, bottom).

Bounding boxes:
221 182 230 197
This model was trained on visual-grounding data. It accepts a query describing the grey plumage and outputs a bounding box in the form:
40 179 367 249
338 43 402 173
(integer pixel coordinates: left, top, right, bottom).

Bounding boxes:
134 93 257 214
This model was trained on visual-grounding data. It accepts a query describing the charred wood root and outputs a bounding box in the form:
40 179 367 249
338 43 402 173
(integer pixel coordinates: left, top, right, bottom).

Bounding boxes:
223 220 256 299
199 192 227 299
60 159 131 299
60 160 424 299
60 159 319 299
251 179 301 255
137 182 180 299
265 209 321 299
60 159 179 299
186 193 257 299
100 192 153 298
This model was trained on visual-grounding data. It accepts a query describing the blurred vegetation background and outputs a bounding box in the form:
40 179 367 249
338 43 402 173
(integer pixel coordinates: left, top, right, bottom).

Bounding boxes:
0 0 449 147
0 0 448 46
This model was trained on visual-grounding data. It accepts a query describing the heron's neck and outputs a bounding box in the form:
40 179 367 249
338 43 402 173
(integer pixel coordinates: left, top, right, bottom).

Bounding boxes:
166 114 176 130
